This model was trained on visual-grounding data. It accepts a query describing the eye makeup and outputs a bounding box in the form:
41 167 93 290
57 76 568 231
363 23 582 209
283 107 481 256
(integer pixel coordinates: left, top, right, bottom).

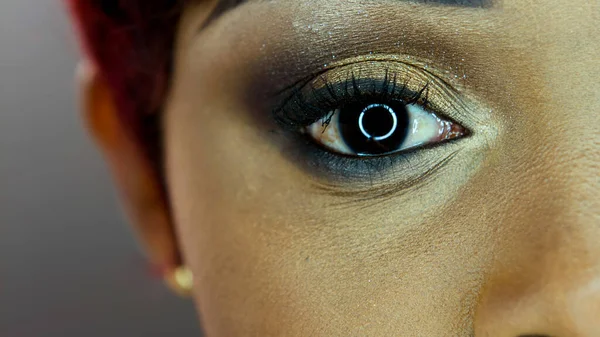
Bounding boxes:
180 0 498 195
268 55 478 187
272 55 479 132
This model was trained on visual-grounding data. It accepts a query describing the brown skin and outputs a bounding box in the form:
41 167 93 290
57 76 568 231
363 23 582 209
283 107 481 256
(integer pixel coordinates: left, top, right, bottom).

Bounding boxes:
82 0 599 336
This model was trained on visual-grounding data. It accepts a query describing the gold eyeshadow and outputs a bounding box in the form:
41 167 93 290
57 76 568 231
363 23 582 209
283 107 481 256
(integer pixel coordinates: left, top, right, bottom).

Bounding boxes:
273 54 480 132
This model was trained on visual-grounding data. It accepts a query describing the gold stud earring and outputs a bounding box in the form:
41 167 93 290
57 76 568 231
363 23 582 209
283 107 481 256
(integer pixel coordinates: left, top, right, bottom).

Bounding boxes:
165 265 194 297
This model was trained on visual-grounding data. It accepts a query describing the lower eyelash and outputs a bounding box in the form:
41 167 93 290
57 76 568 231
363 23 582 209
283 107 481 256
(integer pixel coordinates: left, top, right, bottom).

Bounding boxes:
269 61 471 195
283 130 462 195
319 151 460 206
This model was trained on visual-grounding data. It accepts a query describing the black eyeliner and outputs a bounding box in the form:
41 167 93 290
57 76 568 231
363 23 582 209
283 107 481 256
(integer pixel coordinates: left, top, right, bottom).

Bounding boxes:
266 57 477 188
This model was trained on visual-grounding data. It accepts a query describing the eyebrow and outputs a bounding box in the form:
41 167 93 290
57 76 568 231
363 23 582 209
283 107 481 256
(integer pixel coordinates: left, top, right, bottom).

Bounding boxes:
204 0 492 30
222 0 494 9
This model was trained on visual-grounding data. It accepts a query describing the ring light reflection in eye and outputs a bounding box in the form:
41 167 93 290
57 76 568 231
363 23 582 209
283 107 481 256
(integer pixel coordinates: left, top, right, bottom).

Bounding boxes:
358 103 399 141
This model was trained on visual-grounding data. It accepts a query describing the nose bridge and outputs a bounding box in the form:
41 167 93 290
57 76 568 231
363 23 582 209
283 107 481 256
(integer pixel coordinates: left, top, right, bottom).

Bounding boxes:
556 173 600 335
523 0 600 263
517 29 600 337
534 0 600 271
474 143 600 336
475 3 600 334
522 182 600 336
539 206 600 335
513 0 600 134
565 276 600 336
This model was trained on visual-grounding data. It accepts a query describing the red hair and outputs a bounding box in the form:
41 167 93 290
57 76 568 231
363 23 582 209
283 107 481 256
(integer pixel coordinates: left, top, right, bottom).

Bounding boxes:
67 0 186 154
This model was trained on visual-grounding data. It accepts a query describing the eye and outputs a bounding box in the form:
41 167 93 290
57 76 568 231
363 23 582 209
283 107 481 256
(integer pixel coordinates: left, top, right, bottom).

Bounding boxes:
304 100 466 157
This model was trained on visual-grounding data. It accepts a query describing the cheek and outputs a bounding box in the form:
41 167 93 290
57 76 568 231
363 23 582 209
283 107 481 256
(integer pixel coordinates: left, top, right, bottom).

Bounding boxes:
163 74 599 337
164 94 325 334
163 90 493 336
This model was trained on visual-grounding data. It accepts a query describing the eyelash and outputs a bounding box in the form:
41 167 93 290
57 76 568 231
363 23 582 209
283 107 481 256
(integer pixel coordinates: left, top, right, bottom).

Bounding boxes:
273 69 433 132
270 63 468 184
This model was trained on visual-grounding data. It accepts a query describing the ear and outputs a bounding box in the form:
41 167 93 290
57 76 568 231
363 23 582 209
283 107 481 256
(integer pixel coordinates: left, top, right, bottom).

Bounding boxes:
77 61 184 292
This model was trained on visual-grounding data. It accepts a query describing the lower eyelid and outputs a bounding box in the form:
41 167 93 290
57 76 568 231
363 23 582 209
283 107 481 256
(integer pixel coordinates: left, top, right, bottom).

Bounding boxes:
282 128 465 184
268 55 489 194
309 146 463 203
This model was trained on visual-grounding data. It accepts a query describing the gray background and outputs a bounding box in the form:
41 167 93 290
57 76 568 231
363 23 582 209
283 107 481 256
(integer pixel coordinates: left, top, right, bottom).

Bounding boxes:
0 1 201 336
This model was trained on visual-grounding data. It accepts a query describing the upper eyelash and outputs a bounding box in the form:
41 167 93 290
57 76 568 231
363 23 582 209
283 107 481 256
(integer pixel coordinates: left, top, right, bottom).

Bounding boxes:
272 68 433 132
265 59 479 190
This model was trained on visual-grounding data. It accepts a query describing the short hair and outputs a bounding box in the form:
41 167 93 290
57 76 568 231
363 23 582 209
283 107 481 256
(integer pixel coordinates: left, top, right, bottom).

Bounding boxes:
67 0 187 157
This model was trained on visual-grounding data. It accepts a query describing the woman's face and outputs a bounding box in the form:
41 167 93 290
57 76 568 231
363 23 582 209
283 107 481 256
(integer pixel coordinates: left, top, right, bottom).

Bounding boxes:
160 0 599 335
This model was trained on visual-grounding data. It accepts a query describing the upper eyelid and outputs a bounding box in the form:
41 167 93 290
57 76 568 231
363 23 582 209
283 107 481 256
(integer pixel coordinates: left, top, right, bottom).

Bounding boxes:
274 56 466 116
306 74 429 111
273 56 473 130
272 54 462 96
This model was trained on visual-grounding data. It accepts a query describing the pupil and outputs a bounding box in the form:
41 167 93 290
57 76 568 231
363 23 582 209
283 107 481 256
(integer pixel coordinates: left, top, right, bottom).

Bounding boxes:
360 105 396 139
338 101 410 155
